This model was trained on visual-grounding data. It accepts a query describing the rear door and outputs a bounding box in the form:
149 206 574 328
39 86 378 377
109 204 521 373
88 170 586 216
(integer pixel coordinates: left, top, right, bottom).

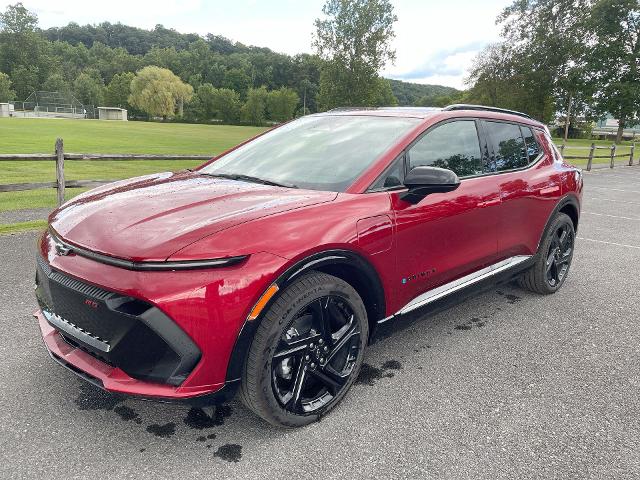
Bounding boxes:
387 119 502 310
481 120 561 259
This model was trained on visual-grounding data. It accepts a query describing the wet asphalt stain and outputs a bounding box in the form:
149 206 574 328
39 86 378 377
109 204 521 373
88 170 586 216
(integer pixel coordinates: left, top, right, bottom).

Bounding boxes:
356 360 403 386
146 422 176 438
197 433 217 442
113 405 142 424
454 324 473 330
504 294 521 304
455 316 489 331
184 406 233 430
382 359 403 370
74 383 124 411
214 444 242 463
496 290 522 304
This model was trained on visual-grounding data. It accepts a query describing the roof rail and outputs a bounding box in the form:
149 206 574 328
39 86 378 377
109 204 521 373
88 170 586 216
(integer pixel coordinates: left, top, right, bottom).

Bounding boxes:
327 107 378 112
443 104 532 120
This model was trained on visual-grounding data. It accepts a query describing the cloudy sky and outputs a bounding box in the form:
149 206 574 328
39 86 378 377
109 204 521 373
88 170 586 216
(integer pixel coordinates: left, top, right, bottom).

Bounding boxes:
1 0 511 89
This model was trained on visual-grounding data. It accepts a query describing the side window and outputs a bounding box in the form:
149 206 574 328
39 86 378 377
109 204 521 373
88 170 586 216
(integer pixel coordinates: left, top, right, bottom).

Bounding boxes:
407 120 483 177
522 127 541 162
484 121 528 172
370 155 404 190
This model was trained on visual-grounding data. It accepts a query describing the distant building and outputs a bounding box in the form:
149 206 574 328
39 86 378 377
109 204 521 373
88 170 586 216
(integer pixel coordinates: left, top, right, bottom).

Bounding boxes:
97 107 128 121
0 102 14 117
593 115 640 139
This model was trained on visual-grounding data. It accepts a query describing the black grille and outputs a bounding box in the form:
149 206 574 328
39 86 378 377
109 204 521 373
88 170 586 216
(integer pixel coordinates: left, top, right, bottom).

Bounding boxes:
35 255 201 385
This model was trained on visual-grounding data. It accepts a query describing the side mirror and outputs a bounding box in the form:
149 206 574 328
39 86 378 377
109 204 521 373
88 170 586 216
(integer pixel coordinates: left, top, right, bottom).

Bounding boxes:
401 166 460 204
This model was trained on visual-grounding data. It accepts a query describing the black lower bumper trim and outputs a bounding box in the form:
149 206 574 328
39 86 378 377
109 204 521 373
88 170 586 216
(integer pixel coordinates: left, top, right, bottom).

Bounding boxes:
48 348 239 406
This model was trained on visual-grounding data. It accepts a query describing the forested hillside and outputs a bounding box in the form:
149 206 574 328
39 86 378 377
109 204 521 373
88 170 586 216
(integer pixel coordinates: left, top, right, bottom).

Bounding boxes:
0 5 459 124
388 80 460 107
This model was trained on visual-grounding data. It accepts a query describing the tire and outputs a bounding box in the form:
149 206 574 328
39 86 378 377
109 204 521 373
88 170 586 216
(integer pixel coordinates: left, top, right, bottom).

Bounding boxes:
518 212 575 294
239 271 368 427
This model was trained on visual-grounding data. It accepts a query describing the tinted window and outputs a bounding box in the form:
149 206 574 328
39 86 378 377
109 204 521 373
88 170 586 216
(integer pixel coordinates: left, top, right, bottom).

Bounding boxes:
522 127 541 162
201 115 421 192
408 121 483 177
485 121 528 172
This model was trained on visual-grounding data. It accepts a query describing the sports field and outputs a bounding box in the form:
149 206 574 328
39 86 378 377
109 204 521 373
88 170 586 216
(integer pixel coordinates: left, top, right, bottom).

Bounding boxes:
0 119 266 229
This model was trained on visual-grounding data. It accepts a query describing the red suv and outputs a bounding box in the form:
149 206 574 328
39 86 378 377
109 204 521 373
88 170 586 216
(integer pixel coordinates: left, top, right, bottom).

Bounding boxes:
35 105 582 426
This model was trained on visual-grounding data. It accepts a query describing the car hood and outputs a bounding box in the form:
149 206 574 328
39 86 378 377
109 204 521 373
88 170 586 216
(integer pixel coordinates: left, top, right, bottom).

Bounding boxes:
50 171 337 261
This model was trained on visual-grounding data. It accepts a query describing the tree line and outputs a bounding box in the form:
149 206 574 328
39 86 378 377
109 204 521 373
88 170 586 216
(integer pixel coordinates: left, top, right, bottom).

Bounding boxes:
465 0 639 143
4 0 630 136
0 1 462 124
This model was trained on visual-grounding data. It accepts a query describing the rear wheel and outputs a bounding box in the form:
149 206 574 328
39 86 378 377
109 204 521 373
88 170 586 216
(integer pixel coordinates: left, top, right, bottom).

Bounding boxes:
239 272 368 427
518 212 575 294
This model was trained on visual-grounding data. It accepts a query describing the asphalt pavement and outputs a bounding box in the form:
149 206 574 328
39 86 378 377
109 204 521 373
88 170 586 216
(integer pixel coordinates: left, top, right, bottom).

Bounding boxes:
1 168 639 479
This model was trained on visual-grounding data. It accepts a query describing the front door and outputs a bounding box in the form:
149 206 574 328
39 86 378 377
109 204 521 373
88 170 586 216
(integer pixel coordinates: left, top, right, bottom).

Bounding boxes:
390 119 502 311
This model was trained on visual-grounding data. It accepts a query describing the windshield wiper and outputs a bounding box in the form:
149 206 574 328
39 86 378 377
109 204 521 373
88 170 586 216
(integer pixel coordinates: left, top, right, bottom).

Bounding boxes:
201 172 298 189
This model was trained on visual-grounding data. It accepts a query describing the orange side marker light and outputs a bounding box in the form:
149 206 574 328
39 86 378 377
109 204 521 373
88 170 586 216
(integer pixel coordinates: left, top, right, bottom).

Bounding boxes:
248 284 279 320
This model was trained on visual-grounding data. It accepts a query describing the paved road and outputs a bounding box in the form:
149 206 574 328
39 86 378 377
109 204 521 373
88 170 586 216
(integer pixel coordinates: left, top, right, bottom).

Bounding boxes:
1 169 639 479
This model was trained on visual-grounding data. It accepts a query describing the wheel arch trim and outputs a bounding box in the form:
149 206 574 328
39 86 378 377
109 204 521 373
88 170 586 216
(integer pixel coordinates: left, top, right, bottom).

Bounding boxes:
224 249 387 383
536 194 580 253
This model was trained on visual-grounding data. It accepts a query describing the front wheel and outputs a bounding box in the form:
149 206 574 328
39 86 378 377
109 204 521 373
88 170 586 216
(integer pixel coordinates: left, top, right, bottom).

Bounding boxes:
518 212 575 294
239 272 368 427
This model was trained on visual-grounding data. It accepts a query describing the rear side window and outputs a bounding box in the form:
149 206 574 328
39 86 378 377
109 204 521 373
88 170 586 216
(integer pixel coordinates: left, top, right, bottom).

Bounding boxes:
408 120 483 177
522 127 541 162
484 121 528 172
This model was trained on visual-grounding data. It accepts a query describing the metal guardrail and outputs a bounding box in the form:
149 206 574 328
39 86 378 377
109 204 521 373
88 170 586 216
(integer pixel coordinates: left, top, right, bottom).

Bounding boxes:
0 138 212 206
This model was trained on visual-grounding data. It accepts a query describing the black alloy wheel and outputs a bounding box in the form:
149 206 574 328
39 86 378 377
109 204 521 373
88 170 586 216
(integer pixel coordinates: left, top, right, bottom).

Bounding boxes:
518 212 576 294
271 295 361 414
545 222 574 287
240 272 368 427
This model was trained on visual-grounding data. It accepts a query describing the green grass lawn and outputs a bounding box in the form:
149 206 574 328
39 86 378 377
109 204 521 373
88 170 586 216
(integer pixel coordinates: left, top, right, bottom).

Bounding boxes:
0 118 266 154
0 118 266 219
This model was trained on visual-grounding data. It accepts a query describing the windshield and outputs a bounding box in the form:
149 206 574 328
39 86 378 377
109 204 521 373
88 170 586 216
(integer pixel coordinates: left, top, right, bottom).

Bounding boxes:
200 115 421 192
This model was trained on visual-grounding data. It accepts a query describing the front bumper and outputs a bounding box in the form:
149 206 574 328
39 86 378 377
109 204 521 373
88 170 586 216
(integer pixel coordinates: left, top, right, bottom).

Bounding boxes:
34 230 288 403
36 310 238 405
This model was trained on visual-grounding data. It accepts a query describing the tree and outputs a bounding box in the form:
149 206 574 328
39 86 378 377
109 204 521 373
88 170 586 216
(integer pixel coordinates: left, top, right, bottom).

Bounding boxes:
313 0 397 109
129 65 193 119
371 78 397 106
73 69 105 106
193 83 217 120
42 73 70 94
10 64 39 100
211 87 241 123
0 3 47 78
586 0 640 143
266 86 299 122
466 0 590 123
241 86 268 124
0 72 15 101
105 72 134 108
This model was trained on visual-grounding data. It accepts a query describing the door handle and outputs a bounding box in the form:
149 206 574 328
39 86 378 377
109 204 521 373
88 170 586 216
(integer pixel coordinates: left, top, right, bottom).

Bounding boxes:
477 198 500 208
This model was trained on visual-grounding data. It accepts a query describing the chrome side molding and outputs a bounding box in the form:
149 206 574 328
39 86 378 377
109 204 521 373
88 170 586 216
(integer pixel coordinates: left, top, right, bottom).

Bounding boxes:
380 255 532 322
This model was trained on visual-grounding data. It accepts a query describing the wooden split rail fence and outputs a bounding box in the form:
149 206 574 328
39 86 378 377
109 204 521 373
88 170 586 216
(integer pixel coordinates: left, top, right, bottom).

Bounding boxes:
1 138 637 208
559 142 636 171
0 138 212 206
